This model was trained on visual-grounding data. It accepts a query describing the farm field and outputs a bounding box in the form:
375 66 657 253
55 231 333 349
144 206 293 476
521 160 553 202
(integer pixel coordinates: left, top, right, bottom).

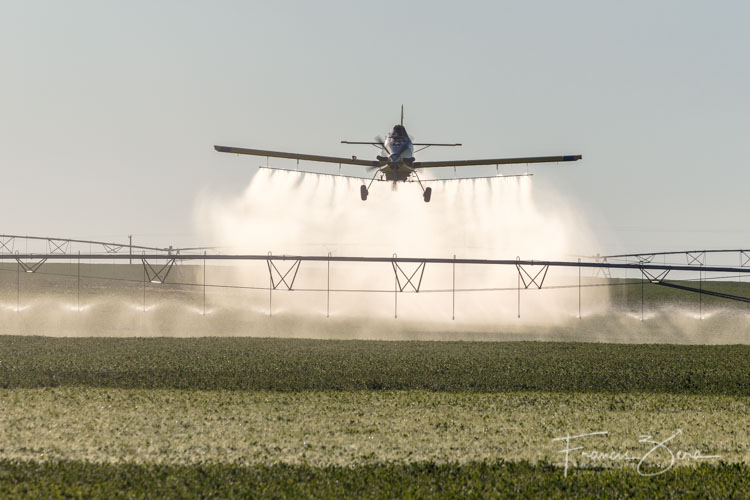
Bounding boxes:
1 388 748 465
0 336 748 497
2 460 748 499
1 337 750 393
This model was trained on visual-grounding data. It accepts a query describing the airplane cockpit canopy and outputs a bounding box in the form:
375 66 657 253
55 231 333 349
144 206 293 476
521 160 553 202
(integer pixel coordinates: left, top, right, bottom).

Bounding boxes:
390 125 407 137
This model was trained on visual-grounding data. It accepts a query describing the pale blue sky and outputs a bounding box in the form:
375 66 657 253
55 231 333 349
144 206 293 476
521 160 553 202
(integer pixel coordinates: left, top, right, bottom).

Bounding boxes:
1 1 749 253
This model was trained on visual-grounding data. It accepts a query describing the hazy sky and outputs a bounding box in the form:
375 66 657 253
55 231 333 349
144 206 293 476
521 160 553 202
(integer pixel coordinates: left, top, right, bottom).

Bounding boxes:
2 1 749 253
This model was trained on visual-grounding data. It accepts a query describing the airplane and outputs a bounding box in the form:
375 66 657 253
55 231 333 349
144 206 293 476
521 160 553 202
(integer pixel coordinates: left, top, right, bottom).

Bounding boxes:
214 106 581 202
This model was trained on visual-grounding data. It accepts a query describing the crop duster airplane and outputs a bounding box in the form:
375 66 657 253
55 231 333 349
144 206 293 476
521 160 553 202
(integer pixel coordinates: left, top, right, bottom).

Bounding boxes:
214 107 581 202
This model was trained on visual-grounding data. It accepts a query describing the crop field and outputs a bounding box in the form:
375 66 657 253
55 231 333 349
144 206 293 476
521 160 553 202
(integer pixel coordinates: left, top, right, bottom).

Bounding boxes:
0 336 748 497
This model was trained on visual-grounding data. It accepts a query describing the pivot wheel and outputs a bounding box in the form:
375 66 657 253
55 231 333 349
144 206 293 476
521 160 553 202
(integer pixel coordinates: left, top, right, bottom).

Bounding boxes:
360 185 368 201
423 186 432 203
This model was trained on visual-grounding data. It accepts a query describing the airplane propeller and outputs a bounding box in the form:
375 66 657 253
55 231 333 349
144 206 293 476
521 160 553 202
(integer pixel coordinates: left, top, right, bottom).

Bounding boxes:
371 135 388 169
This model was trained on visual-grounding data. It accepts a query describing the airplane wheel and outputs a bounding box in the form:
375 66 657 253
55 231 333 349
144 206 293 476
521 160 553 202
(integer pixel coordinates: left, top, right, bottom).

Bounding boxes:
423 187 432 203
360 185 368 201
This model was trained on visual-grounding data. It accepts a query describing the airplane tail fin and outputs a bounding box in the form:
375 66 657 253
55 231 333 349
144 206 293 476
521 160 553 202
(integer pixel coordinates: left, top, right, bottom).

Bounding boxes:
400 105 404 126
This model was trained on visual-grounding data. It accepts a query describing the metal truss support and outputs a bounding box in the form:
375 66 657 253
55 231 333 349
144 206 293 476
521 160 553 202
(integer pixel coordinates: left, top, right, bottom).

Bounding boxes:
0 236 15 254
516 259 550 320
638 268 672 321
640 268 671 284
686 252 705 266
47 239 70 254
592 254 611 279
266 258 302 290
103 244 123 254
10 249 750 322
392 259 427 293
636 254 655 264
142 258 176 284
515 262 550 289
15 254 47 273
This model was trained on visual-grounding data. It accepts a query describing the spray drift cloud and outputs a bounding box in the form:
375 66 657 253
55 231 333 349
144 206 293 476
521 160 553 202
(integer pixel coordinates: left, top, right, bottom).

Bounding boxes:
196 169 605 325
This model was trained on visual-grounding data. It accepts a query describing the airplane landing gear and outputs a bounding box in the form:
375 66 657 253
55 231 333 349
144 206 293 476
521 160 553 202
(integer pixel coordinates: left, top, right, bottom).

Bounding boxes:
361 169 381 201
412 170 431 203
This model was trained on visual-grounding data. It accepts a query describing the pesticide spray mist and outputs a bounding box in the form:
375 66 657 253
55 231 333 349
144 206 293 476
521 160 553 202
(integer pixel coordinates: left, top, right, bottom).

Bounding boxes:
4 170 748 342
195 169 610 336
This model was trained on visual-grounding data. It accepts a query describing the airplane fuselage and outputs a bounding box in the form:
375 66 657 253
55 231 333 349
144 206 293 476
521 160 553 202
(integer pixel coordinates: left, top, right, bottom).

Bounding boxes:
378 124 416 181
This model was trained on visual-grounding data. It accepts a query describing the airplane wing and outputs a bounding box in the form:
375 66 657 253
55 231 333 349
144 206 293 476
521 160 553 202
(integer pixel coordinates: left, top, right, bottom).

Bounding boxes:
414 154 581 168
214 145 380 168
254 166 378 180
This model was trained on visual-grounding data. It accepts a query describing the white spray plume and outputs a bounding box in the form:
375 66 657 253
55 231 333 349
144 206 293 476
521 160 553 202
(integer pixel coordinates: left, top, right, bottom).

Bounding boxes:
195 169 605 324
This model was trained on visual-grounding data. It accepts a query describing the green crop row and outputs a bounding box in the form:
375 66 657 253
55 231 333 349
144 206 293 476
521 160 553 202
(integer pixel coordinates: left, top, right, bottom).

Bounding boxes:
1 459 748 499
1 336 749 394
2 388 746 466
